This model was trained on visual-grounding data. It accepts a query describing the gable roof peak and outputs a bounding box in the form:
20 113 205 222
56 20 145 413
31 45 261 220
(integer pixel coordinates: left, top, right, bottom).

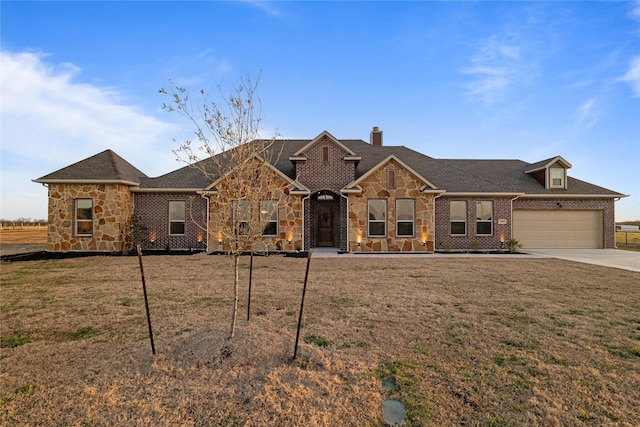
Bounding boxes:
291 130 358 157
525 155 572 174
33 149 147 185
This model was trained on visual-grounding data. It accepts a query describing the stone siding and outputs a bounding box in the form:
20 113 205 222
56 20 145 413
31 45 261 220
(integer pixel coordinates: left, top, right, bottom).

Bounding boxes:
46 183 133 251
206 170 304 252
347 159 435 252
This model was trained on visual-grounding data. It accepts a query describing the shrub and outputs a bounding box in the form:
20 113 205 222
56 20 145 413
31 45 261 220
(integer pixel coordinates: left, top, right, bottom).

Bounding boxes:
506 238 522 253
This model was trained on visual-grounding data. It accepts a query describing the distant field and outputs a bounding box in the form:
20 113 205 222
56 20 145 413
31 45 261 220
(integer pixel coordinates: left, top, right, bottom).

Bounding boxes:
0 227 47 244
0 228 47 255
616 231 640 251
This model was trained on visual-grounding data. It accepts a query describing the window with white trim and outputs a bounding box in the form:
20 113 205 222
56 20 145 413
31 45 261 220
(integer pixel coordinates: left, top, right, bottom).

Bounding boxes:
476 201 493 235
75 199 93 236
169 201 186 235
233 200 251 235
550 168 565 188
396 199 415 236
450 201 466 235
260 200 278 236
368 199 386 237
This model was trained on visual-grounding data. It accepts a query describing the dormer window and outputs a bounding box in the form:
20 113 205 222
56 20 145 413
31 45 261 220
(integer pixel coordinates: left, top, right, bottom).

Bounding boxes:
525 156 571 190
550 167 565 189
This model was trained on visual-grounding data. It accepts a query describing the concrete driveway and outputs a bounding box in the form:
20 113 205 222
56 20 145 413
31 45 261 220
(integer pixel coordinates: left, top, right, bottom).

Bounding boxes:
311 247 640 273
522 249 640 273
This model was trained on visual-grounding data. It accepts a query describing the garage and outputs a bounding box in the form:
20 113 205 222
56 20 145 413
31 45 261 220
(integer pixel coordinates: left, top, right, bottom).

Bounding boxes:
513 210 603 249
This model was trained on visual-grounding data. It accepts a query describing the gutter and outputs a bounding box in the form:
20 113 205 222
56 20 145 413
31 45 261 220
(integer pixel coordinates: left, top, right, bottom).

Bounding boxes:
131 188 203 193
32 179 141 186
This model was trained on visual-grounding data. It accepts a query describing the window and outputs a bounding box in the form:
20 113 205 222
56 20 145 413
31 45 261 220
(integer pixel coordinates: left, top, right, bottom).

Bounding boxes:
322 146 329 163
387 169 397 189
450 201 467 235
550 168 564 188
233 200 251 235
396 199 415 236
476 201 493 235
261 200 278 236
75 199 93 236
169 201 186 235
368 199 386 237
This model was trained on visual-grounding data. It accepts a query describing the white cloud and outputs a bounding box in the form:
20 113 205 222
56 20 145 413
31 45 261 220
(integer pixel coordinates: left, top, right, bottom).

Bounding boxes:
630 0 640 22
461 35 529 105
575 98 601 130
0 50 185 219
620 56 640 98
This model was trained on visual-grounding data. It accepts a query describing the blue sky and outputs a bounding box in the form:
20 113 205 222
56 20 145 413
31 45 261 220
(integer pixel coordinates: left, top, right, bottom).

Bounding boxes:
1 1 639 221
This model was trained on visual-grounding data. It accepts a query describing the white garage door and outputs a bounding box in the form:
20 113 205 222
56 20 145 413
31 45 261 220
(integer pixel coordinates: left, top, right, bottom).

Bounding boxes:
513 210 602 249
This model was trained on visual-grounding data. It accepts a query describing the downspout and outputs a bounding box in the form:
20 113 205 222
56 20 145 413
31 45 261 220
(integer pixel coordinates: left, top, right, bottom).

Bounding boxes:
510 194 520 241
199 192 210 251
340 192 349 252
433 192 443 251
613 196 622 249
301 193 311 251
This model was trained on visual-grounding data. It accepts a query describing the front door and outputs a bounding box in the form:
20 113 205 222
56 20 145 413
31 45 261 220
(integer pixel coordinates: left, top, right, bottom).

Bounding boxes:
316 202 334 247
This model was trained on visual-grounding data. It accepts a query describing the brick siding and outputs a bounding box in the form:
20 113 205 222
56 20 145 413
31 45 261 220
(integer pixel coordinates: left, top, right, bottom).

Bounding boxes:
134 193 208 250
435 196 514 251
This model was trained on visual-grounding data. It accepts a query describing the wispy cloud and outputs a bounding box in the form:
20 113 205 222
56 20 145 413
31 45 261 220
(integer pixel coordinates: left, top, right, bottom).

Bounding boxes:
0 50 183 219
575 98 601 130
461 35 529 105
620 56 640 98
238 0 284 18
630 0 640 22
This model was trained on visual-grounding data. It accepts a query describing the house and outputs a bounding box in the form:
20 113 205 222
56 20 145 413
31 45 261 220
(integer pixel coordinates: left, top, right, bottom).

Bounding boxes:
34 128 626 252
617 224 639 232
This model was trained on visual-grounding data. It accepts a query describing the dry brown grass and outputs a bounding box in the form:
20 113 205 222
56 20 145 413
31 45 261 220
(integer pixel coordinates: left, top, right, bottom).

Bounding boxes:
1 255 639 426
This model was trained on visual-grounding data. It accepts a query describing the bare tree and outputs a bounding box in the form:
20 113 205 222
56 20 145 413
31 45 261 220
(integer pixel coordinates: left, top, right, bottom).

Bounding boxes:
160 76 287 338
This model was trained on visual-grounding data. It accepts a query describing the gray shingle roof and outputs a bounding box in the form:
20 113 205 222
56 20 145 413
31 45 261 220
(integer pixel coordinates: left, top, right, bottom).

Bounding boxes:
35 140 624 198
438 159 623 195
34 150 147 184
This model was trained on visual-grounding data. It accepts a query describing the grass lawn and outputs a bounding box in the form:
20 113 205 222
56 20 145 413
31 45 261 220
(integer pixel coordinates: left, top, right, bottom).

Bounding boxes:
1 255 639 426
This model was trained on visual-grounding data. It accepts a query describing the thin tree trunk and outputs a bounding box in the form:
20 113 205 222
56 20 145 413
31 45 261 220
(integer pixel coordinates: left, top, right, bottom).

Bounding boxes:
229 253 240 338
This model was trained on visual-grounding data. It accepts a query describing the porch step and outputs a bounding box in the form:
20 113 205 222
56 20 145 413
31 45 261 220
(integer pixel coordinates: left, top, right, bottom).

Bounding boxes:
310 247 340 257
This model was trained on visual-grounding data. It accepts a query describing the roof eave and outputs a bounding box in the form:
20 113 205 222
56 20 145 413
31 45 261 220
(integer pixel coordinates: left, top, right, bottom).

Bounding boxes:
130 187 201 193
519 193 625 199
441 192 526 197
32 179 141 186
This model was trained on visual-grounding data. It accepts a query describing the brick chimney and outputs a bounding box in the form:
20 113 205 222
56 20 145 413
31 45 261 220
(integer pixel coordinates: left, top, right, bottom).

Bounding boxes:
370 126 383 146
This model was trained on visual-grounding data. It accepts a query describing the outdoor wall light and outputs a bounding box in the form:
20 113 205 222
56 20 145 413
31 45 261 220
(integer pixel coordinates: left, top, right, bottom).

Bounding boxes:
500 234 505 249
149 230 156 243
197 232 203 243
287 230 293 245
